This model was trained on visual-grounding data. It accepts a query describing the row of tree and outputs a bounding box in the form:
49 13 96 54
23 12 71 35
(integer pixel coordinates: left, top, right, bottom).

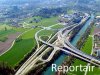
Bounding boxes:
0 62 14 75
77 22 94 49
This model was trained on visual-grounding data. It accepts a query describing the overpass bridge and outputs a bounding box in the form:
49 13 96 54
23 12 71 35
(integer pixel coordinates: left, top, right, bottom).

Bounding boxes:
15 14 100 75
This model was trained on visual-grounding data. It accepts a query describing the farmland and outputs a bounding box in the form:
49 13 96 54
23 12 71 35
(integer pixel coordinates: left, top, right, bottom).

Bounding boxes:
0 28 40 66
68 36 92 75
68 26 96 75
0 16 59 67
21 16 58 27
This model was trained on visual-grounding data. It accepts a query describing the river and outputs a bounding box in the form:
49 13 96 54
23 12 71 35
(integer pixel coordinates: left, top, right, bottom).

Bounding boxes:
43 14 94 75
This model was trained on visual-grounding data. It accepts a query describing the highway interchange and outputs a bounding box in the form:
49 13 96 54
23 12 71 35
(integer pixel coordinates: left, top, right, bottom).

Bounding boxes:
15 13 100 75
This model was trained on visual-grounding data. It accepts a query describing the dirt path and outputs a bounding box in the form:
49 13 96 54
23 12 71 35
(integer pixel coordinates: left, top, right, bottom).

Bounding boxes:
0 33 21 55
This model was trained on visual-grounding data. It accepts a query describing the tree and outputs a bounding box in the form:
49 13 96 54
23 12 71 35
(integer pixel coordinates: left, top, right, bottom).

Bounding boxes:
0 62 14 75
5 27 7 31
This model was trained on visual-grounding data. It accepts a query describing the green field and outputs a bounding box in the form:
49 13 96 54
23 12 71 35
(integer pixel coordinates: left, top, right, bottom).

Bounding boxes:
51 24 64 29
21 16 58 27
81 37 92 55
87 66 100 75
68 36 92 75
0 24 12 30
86 26 100 75
0 16 58 67
68 26 99 75
0 25 28 42
0 25 15 42
0 28 40 66
38 30 54 36
0 29 16 36
13 27 28 32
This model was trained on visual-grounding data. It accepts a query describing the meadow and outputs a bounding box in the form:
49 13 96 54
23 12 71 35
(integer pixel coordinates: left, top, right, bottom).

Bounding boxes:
0 16 59 67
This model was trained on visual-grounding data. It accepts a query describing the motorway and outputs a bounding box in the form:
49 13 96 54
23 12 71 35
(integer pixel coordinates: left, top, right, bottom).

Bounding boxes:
15 13 100 75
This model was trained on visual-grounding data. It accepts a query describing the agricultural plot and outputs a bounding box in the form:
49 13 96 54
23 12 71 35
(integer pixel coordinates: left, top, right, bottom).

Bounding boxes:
0 28 40 66
68 36 92 75
68 27 97 75
0 16 59 67
21 16 58 27
51 24 64 29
